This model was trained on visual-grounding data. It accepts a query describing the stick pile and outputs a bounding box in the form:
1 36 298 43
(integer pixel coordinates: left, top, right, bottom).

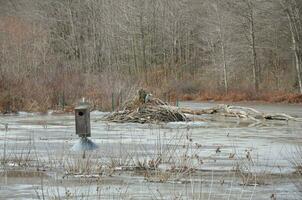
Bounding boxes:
105 89 302 124
105 89 187 123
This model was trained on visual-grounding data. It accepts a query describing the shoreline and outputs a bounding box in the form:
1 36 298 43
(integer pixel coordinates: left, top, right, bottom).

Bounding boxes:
1 99 301 116
176 92 302 105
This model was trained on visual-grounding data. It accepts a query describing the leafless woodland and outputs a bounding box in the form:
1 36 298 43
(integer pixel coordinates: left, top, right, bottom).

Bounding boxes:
0 0 302 112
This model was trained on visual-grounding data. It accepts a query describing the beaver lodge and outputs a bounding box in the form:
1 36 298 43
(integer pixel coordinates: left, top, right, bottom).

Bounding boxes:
104 89 302 124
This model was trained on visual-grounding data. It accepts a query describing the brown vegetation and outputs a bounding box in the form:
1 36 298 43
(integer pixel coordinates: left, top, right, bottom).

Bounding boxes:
190 92 302 104
0 1 302 113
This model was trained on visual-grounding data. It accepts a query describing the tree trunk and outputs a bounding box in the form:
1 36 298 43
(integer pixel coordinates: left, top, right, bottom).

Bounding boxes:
250 7 259 92
286 4 302 93
215 2 228 94
139 13 147 71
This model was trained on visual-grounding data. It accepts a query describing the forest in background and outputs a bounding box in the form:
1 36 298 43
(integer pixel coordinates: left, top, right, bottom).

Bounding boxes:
0 0 302 112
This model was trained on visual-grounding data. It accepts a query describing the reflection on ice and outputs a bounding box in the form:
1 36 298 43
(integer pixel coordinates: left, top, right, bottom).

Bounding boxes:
71 137 98 151
166 121 208 128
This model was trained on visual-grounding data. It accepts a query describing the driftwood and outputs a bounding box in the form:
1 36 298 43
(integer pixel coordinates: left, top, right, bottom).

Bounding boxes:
105 89 302 124
180 104 302 122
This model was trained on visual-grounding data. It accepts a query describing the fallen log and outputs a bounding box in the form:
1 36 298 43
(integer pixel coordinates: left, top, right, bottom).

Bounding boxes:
179 107 218 115
180 104 302 122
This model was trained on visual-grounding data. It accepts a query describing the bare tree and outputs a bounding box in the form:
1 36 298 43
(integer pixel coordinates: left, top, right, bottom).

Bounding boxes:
279 0 302 93
1 0 302 112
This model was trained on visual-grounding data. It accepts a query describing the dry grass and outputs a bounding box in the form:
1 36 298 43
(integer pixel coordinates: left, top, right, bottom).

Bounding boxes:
2 115 299 199
181 91 302 104
1 61 301 114
262 93 302 104
0 70 139 113
289 146 302 194
62 152 103 176
0 129 273 200
232 148 274 187
1 138 34 167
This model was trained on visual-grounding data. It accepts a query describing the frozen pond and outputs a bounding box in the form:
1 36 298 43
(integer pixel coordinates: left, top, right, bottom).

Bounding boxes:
0 102 302 199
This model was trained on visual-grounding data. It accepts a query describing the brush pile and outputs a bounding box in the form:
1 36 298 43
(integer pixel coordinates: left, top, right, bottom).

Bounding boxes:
105 89 187 123
105 89 302 124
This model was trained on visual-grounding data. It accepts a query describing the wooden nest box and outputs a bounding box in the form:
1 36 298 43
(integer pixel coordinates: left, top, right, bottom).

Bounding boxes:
75 104 91 137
